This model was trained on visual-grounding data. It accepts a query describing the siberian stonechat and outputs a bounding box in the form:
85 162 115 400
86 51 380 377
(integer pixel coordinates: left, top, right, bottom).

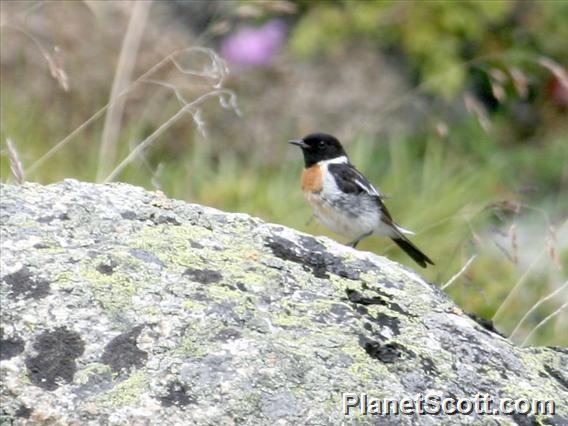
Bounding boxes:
290 133 434 268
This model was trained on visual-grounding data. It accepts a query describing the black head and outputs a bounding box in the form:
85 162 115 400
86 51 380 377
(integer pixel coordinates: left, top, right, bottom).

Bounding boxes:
289 133 347 167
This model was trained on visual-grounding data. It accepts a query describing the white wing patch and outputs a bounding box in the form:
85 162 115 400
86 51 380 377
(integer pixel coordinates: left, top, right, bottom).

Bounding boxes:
354 178 381 197
395 224 415 235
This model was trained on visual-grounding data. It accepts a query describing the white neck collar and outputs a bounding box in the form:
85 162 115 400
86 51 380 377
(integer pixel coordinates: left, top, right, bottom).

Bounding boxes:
318 155 349 166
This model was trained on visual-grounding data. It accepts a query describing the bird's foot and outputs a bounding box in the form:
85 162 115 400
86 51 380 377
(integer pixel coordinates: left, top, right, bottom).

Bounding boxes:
347 231 373 248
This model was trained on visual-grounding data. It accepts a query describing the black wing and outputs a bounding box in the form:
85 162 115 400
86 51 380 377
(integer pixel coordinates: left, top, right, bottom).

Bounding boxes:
328 163 381 197
328 163 395 221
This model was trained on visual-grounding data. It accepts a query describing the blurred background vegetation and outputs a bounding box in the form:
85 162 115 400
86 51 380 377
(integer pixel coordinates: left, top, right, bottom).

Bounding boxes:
1 0 566 346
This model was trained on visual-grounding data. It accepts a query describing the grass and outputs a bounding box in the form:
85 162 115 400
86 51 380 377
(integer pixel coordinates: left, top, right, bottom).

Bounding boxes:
2 83 567 346
1 2 566 347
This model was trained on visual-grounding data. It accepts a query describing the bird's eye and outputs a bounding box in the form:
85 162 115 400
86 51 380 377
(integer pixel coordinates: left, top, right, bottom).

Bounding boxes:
318 140 326 148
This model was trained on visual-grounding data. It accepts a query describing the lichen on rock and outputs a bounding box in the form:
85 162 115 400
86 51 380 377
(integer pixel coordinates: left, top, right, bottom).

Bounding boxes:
1 180 566 425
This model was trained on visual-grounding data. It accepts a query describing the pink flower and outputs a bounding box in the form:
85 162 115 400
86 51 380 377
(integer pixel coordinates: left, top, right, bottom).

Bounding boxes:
221 19 286 66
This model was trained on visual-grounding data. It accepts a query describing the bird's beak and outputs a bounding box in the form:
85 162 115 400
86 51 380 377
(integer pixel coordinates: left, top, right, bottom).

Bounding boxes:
289 139 310 149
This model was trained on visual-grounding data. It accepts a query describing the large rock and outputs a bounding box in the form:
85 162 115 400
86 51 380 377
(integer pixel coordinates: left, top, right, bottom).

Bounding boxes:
1 180 566 425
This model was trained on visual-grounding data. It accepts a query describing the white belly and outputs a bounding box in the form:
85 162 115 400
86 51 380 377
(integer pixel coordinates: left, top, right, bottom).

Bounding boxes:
302 159 397 240
304 192 380 239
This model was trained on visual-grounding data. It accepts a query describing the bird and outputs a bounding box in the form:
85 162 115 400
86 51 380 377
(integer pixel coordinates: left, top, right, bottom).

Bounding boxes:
289 132 434 268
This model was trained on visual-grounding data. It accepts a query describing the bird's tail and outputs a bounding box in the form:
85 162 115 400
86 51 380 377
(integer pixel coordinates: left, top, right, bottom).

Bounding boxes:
391 235 434 268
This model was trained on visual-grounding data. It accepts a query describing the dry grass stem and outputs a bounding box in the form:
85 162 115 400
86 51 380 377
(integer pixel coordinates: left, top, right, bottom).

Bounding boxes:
355 55 479 137
357 54 524 138
96 0 152 182
459 211 488 249
102 89 239 183
492 250 545 322
489 68 507 103
493 239 515 264
170 46 230 89
508 223 518 264
128 135 164 191
150 163 164 191
435 121 449 138
265 1 298 14
464 92 491 132
510 281 568 341
521 301 568 347
442 255 477 290
490 80 506 103
509 67 528 98
5 138 25 184
545 226 561 268
0 1 44 27
2 23 69 91
489 68 507 83
26 46 228 177
538 56 568 91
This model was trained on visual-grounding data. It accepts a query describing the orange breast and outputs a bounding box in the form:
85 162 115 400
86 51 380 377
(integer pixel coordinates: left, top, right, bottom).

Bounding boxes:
301 165 323 193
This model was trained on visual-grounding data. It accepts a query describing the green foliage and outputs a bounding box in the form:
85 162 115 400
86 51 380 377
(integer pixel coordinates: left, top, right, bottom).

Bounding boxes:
2 0 566 348
4 84 566 346
289 1 567 99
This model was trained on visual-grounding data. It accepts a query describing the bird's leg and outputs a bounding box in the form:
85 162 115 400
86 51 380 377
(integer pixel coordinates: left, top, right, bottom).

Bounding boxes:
305 215 315 226
347 231 373 248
